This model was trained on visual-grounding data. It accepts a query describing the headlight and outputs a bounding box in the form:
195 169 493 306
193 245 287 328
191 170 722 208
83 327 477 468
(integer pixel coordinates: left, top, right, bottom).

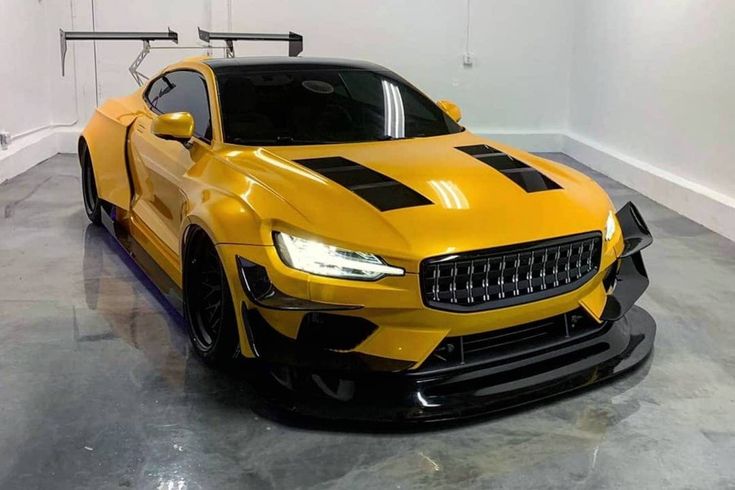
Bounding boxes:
605 211 616 241
273 232 405 280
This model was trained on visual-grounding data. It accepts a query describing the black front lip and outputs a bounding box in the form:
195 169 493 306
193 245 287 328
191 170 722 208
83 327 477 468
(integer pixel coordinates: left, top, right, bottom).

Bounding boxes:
250 305 655 423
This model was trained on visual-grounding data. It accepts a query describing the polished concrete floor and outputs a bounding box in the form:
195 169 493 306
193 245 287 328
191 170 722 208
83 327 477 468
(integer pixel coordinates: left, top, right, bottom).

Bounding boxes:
1 153 734 489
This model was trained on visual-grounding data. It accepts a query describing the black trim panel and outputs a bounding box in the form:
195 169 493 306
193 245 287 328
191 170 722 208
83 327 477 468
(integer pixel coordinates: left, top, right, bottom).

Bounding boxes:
242 304 413 372
295 156 433 211
617 201 653 257
600 201 654 321
236 256 362 311
600 252 649 321
456 144 562 192
297 312 378 351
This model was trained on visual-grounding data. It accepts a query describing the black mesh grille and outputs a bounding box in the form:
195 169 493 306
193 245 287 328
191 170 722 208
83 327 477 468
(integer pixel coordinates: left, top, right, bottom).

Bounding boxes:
421 233 602 312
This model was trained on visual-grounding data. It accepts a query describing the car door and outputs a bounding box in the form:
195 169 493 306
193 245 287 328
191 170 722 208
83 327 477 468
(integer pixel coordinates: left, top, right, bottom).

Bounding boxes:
129 70 214 257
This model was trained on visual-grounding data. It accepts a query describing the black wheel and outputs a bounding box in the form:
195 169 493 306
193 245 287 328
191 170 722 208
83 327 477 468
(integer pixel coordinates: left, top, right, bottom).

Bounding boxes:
183 231 240 366
81 153 102 225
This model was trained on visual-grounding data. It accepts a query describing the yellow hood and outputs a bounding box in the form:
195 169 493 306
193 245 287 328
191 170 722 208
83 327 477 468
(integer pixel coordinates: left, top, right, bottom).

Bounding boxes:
223 131 612 271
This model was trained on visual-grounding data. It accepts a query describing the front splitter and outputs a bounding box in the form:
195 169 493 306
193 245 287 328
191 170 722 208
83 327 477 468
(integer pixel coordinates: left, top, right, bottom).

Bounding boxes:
249 306 655 425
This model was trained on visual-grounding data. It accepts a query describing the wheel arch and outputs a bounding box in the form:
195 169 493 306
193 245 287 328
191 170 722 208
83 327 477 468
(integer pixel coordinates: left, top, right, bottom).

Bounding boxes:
180 223 212 265
78 135 89 166
180 221 255 358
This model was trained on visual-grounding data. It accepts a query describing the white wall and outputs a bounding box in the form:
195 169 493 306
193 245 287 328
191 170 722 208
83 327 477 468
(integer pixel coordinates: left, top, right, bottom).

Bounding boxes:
0 1 60 136
0 0 80 181
565 0 735 241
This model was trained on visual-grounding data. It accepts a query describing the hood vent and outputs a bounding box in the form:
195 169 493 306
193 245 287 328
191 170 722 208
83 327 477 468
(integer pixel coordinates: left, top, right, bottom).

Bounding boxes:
295 156 433 211
456 144 561 193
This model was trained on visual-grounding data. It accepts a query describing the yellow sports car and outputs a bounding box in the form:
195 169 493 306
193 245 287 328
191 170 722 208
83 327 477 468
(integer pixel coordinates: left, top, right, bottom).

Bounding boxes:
79 54 654 421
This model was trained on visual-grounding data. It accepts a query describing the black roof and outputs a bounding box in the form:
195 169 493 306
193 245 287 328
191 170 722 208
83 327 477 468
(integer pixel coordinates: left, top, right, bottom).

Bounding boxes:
204 56 393 74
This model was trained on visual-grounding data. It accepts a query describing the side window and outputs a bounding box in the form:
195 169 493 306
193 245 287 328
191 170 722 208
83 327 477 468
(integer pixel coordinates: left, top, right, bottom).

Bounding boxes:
145 71 213 141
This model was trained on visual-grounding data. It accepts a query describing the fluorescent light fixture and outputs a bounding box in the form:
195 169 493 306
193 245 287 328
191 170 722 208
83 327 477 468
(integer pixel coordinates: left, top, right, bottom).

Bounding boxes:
274 232 404 280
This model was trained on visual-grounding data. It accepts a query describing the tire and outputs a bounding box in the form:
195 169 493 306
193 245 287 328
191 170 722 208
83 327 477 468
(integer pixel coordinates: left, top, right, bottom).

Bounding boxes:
81 153 102 225
183 231 240 367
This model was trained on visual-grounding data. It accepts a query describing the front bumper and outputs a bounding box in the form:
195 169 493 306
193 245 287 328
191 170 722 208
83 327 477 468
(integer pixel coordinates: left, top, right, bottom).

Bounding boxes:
226 201 655 421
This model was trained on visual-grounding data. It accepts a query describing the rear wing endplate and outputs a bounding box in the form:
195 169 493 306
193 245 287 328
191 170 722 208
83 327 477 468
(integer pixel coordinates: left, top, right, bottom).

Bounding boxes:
197 27 303 58
59 28 179 85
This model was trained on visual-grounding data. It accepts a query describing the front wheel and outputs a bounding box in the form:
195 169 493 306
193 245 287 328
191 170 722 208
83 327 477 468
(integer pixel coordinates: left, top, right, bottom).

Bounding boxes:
183 231 240 366
81 153 102 225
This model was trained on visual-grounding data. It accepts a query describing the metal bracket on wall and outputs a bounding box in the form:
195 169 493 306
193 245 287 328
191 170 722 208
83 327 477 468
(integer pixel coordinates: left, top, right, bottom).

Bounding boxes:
197 27 303 58
59 28 179 86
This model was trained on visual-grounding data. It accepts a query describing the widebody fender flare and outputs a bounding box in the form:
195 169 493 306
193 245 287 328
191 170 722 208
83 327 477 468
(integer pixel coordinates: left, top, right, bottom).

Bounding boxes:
80 96 142 210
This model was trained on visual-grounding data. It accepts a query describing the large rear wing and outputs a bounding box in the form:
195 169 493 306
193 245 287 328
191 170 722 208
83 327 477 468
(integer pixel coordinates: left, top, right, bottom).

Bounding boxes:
59 28 179 85
59 27 304 86
197 28 303 58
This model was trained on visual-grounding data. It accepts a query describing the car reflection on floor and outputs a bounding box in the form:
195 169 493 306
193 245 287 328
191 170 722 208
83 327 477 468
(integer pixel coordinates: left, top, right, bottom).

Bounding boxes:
80 223 273 414
81 224 191 386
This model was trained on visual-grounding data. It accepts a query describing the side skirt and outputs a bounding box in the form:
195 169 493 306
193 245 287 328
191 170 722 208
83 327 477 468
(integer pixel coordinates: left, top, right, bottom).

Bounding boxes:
100 205 184 314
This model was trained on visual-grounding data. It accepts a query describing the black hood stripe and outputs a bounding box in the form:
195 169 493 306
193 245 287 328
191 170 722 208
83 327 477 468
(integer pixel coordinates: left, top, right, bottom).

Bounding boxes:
295 156 433 211
456 144 562 192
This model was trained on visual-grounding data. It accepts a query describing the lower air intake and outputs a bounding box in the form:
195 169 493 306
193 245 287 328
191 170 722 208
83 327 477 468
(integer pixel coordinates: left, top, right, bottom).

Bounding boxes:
419 309 604 372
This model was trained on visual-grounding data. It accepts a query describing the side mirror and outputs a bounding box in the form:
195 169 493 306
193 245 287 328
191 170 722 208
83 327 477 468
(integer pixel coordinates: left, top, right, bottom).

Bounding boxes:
152 112 194 144
437 99 462 123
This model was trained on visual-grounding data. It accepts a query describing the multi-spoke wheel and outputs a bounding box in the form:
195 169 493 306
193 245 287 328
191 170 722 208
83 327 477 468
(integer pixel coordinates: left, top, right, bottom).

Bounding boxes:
183 230 240 365
81 152 102 224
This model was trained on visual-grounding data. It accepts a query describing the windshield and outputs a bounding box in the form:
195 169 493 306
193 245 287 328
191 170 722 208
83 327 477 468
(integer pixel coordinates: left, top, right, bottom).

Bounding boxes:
215 68 463 146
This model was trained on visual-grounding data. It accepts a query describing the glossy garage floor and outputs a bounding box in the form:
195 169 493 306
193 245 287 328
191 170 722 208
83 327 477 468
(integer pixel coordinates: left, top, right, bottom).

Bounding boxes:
1 153 735 489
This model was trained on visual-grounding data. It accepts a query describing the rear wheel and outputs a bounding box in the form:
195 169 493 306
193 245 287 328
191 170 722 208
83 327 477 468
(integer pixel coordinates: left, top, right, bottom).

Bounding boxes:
183 231 240 366
81 153 102 225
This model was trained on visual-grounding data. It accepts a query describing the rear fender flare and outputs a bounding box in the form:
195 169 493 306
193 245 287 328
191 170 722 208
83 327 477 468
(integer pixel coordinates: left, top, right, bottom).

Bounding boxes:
80 100 139 210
